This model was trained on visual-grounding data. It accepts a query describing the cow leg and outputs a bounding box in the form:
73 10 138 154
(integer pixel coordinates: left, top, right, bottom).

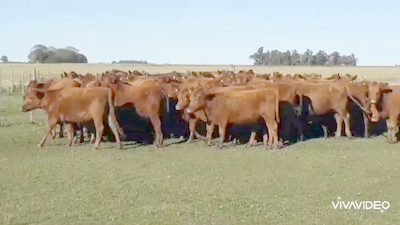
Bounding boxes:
334 113 343 138
78 125 84 143
265 118 279 149
343 112 353 138
194 131 206 140
58 123 64 138
65 124 74 146
38 116 58 147
187 119 196 143
217 122 227 150
246 131 257 148
92 118 105 150
51 125 57 139
83 127 89 140
90 133 96 144
386 117 398 143
149 114 163 148
206 122 214 146
263 134 268 146
322 125 329 138
108 114 122 149
363 113 369 138
295 116 304 142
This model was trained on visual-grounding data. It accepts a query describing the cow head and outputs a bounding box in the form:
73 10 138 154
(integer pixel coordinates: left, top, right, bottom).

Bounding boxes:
22 90 46 112
176 87 193 111
368 82 392 122
186 88 214 114
159 82 179 99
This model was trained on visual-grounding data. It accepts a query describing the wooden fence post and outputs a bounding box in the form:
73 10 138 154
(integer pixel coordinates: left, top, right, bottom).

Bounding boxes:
32 68 36 80
29 68 37 122
10 68 14 93
21 69 25 94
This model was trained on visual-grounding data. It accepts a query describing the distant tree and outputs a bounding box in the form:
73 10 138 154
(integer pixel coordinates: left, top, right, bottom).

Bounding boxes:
281 50 291 65
329 52 341 65
249 47 264 65
28 45 88 63
315 50 328 65
269 50 281 65
117 60 148 64
28 45 50 63
249 47 358 66
290 50 301 65
1 55 8 63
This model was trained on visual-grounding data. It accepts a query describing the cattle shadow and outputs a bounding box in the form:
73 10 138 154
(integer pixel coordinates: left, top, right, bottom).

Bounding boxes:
101 97 388 147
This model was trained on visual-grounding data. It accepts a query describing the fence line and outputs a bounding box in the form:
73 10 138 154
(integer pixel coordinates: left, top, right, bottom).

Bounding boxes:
0 67 63 93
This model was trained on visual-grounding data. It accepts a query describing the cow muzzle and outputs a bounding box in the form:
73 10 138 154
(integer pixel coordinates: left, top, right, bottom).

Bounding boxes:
370 100 377 104
175 105 182 110
371 117 379 122
186 108 193 114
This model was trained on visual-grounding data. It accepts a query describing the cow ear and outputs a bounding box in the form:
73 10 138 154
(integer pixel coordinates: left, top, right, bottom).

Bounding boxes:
381 83 392 93
205 94 215 101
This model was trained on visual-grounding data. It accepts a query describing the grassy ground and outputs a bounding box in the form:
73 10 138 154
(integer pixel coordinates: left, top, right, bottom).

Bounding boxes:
1 64 400 92
1 93 400 224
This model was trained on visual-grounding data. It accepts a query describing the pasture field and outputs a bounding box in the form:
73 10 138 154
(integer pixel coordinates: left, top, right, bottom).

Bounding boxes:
1 92 400 223
1 64 400 92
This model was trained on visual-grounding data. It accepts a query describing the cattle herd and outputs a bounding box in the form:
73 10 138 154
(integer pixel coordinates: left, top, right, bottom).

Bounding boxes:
21 69 400 150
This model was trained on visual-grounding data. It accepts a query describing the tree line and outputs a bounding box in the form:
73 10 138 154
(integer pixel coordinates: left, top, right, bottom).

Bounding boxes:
249 47 358 66
26 45 88 63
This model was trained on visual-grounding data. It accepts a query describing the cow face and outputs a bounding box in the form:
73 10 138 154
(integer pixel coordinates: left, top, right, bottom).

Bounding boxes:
22 91 45 112
368 82 392 122
186 88 210 114
176 88 192 111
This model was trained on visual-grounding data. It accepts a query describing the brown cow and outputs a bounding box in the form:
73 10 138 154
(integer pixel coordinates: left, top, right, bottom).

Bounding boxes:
369 91 400 143
293 80 368 138
368 82 393 123
22 87 123 150
26 78 81 139
185 86 281 149
101 77 179 147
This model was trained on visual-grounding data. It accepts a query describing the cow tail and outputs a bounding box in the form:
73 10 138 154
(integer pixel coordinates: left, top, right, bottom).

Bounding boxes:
275 92 280 123
107 89 125 138
345 85 370 114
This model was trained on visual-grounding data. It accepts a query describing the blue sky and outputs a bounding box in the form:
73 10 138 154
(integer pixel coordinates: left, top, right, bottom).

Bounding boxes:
2 0 400 65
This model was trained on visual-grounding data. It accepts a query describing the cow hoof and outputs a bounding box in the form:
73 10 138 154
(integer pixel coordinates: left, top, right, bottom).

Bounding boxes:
92 148 99 151
37 144 43 147
245 144 251 148
186 139 193 144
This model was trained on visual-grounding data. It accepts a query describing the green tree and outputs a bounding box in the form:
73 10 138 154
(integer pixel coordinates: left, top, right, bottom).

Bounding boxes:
28 45 88 63
1 55 8 63
315 50 328 65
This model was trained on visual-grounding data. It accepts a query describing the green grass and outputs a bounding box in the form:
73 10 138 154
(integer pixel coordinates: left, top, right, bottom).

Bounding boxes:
1 93 400 224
